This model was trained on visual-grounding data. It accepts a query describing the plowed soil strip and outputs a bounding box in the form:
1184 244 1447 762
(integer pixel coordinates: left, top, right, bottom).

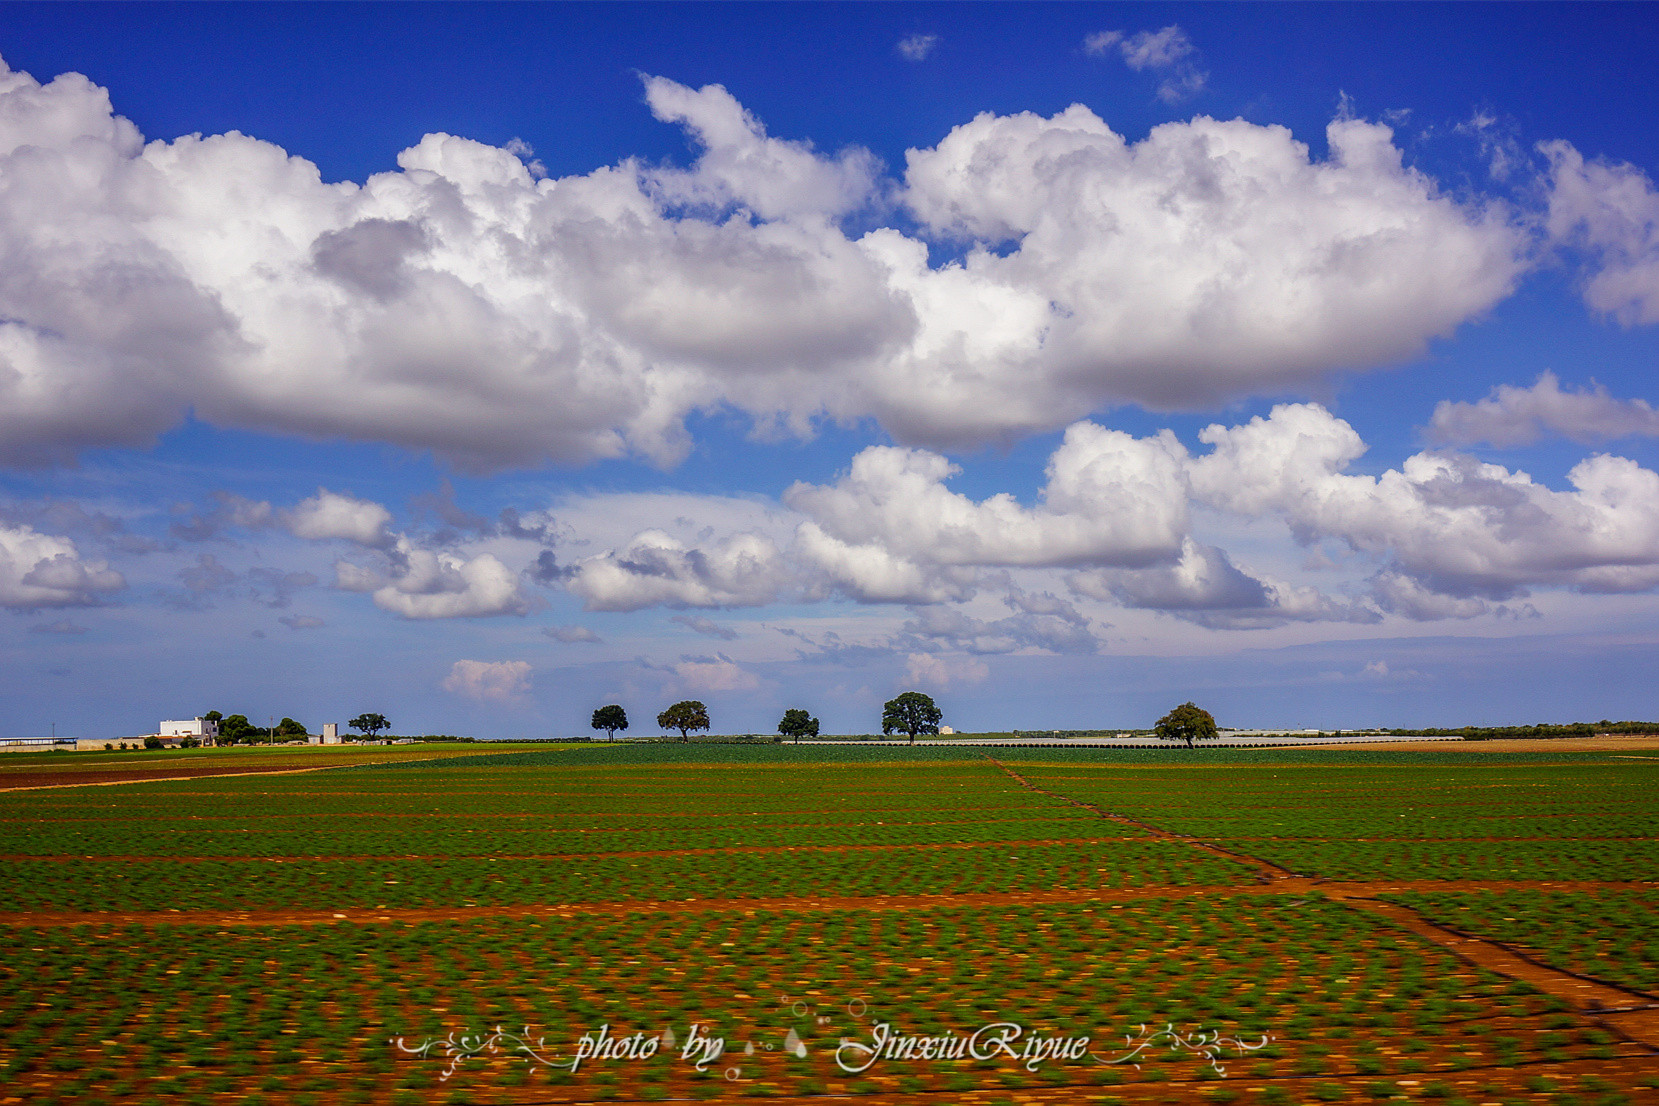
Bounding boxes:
0 764 363 791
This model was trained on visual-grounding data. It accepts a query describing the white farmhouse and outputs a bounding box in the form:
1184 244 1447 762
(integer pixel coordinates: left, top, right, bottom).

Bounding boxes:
160 717 219 743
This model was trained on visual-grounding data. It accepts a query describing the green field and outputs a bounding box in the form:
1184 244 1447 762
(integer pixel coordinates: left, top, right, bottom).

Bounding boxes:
1 743 1655 1104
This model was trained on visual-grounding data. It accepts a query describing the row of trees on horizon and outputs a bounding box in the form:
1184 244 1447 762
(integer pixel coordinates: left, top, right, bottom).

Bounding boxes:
589 692 951 744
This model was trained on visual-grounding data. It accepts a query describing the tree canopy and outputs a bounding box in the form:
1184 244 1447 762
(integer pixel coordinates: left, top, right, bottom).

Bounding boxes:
778 708 819 742
349 712 389 738
274 717 307 737
591 704 629 740
1154 702 1218 748
882 691 941 744
657 700 710 742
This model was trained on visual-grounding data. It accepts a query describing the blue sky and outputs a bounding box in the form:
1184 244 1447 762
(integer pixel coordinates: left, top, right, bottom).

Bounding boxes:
5 3 1659 739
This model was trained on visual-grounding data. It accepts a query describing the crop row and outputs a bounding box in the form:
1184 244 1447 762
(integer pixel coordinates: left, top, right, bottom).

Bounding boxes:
0 841 1257 913
1237 839 1659 882
0 815 1114 858
0 897 1628 1104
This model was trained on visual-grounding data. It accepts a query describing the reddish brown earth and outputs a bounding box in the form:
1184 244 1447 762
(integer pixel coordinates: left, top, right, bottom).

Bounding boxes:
0 762 362 790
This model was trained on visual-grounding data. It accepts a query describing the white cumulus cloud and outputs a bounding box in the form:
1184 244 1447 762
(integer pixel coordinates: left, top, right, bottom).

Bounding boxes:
1544 140 1659 325
280 489 395 547
673 655 759 692
0 57 1531 468
372 541 529 619
785 424 1189 569
0 522 124 608
1189 403 1659 601
565 529 788 611
442 659 532 702
904 652 989 689
1427 371 1659 447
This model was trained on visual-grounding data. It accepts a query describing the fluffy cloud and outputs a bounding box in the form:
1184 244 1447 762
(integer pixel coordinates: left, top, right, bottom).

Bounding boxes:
672 655 760 693
1427 371 1659 447
791 523 976 604
0 58 1529 467
565 529 788 611
897 34 939 62
281 489 396 547
901 596 1100 654
897 108 1522 426
0 522 124 608
1071 539 1378 630
1190 403 1659 600
1082 26 1207 101
1544 141 1659 325
371 541 529 619
785 424 1189 568
442 659 532 702
904 652 989 689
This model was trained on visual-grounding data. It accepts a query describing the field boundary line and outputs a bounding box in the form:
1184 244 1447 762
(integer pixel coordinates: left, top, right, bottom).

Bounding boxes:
982 755 1304 882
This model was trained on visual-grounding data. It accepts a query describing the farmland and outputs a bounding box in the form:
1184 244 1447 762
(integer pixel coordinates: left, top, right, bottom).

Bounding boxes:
0 742 1656 1104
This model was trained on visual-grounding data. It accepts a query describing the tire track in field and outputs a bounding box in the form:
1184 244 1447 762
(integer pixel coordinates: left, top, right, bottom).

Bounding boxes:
983 755 1659 1052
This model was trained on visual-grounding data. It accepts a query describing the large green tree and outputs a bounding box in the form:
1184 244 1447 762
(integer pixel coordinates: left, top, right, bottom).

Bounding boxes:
349 713 389 739
657 700 709 742
591 704 629 740
882 691 941 744
218 714 256 744
274 717 307 738
777 708 819 743
1154 702 1219 748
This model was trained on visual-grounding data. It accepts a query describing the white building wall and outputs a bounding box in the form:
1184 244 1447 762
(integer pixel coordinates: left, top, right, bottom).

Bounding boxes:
160 718 219 738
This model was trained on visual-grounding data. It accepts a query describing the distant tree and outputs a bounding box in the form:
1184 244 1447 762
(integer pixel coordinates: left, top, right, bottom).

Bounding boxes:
202 710 223 724
657 700 710 742
591 704 629 740
1154 702 1218 748
274 717 307 738
143 735 163 750
218 714 256 744
778 708 819 743
349 712 390 739
882 692 941 745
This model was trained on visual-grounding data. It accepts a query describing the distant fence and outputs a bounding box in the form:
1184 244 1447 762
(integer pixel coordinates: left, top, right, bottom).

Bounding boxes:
0 737 77 753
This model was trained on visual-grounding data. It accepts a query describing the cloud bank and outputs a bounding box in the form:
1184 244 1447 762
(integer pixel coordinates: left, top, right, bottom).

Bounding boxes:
0 58 1528 468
